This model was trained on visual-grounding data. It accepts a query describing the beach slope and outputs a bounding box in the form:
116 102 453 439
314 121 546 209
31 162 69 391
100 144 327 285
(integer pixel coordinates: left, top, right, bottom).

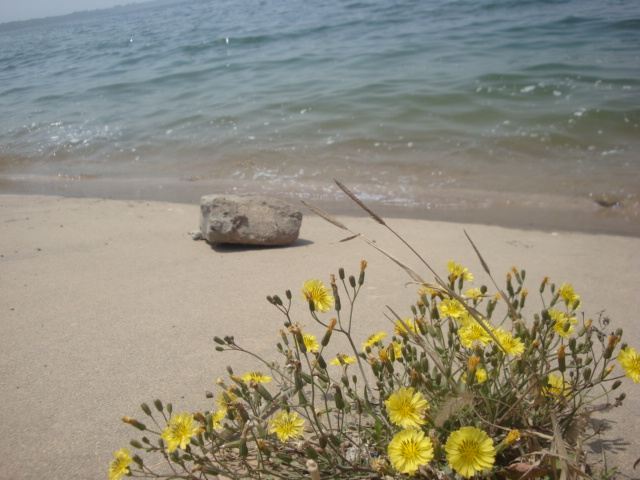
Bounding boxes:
1 194 638 479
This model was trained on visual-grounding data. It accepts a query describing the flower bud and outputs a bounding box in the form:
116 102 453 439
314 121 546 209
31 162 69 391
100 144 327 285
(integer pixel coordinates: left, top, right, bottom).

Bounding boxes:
611 380 622 390
507 429 520 445
321 319 337 346
604 335 620 359
540 277 549 294
305 446 319 461
295 332 307 353
359 260 367 283
316 354 327 370
122 417 146 431
257 439 271 457
349 275 356 288
140 403 152 416
333 386 345 410
582 367 592 382
558 345 566 372
506 273 514 297
256 384 273 402
239 439 249 458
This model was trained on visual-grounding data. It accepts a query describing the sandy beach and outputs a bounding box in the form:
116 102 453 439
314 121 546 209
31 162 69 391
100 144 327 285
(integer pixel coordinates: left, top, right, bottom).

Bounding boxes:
1 193 639 480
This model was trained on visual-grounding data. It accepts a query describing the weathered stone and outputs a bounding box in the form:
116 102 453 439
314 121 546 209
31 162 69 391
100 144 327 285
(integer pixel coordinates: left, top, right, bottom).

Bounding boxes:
199 194 302 246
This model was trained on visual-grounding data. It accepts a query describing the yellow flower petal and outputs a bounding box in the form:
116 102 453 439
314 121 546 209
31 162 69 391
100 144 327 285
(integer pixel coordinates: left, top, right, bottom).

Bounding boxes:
301 279 334 312
618 347 640 383
445 426 496 478
161 412 201 453
384 387 429 429
108 448 132 480
388 429 434 475
268 411 305 442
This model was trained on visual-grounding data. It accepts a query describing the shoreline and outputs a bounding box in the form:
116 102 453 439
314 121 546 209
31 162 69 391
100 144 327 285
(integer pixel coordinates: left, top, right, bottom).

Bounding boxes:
1 174 638 237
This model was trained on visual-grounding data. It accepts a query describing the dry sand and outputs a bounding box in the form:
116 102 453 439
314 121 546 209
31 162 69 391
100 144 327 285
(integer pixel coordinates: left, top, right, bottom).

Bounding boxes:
1 194 639 479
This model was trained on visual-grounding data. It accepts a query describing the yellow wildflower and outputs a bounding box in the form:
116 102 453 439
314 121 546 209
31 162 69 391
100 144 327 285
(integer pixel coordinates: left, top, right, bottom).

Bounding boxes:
506 430 521 445
269 411 305 442
161 412 202 453
557 282 580 308
391 341 403 359
388 429 434 475
543 373 572 398
494 328 525 355
461 368 488 384
549 309 577 338
418 285 442 297
210 409 226 429
395 318 419 335
384 387 429 429
241 371 272 384
108 448 132 480
216 388 237 409
301 279 334 312
330 353 357 366
362 331 387 350
618 347 640 383
465 288 483 301
447 260 474 282
439 298 467 321
445 426 496 478
458 321 493 349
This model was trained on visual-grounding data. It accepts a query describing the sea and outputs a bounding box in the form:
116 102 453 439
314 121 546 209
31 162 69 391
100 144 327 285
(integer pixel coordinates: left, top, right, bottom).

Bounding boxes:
1 0 639 235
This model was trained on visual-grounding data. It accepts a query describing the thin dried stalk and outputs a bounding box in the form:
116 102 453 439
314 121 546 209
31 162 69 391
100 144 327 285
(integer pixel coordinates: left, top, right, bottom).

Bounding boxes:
334 180 386 226
300 200 348 231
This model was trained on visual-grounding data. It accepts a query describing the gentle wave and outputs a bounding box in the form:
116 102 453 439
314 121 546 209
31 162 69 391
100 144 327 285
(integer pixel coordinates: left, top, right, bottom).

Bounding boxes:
0 0 638 233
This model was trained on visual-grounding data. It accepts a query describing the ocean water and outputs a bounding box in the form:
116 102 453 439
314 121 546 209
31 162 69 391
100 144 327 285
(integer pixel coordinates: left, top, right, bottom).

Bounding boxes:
1 0 639 234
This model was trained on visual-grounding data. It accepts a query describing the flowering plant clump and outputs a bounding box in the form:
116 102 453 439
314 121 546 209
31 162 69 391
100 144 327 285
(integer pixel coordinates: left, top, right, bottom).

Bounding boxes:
111 183 638 479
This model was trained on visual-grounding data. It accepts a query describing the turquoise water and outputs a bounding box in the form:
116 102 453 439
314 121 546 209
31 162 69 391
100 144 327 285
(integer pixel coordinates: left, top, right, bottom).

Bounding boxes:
1 0 639 233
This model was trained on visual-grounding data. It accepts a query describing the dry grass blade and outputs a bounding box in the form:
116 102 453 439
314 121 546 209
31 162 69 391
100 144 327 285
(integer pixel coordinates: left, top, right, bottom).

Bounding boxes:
550 409 572 480
357 235 424 283
565 409 591 446
300 200 348 230
339 235 359 243
464 229 491 275
464 229 522 321
334 179 386 225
